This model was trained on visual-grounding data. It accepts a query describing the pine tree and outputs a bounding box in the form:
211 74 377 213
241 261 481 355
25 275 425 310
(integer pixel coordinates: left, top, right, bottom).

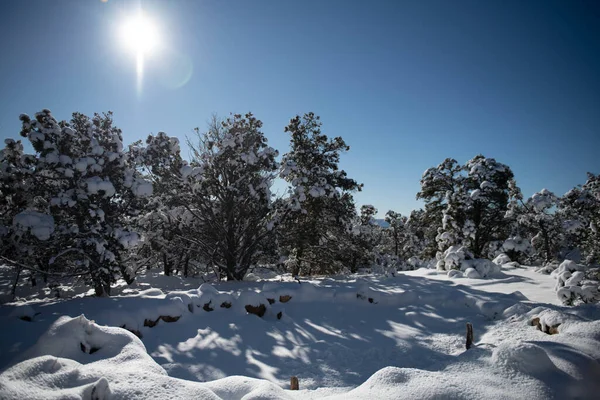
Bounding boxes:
13 110 151 296
279 113 362 275
130 132 194 277
185 113 279 280
507 189 561 263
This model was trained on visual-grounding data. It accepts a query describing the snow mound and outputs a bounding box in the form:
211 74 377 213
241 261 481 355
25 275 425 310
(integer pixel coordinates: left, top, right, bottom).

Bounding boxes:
0 315 290 400
492 342 557 376
492 253 511 265
437 246 502 278
9 304 36 320
196 284 233 310
447 269 464 278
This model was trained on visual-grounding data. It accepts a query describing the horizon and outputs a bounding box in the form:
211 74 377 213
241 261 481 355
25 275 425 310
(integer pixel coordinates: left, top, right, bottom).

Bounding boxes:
1 0 598 216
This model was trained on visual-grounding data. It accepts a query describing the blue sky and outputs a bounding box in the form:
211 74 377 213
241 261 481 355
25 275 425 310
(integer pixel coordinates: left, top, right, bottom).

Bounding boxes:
0 0 598 216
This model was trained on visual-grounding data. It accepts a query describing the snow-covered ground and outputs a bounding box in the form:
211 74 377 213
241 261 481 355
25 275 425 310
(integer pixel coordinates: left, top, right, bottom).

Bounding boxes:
404 264 560 305
1 265 599 399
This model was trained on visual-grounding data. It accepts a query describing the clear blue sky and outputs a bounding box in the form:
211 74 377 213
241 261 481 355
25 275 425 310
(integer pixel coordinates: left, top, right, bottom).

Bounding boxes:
1 0 598 216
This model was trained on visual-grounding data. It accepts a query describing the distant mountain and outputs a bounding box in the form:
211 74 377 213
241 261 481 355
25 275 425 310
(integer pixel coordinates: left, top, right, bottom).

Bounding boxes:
373 219 390 228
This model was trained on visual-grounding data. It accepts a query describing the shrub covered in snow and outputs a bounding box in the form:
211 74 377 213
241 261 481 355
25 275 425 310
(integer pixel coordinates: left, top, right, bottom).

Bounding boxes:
492 253 511 266
552 260 600 305
436 246 501 279
501 236 533 264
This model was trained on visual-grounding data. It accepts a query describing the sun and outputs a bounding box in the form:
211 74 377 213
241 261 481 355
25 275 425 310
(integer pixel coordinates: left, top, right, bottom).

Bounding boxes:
118 11 161 94
120 12 159 55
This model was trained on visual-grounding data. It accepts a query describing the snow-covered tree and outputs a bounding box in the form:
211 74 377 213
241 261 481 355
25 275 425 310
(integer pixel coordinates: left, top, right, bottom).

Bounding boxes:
279 112 362 275
129 132 195 277
463 155 520 258
384 210 406 257
506 189 561 263
403 209 431 261
417 158 465 254
10 110 151 296
419 156 520 263
346 205 383 272
559 173 600 264
184 113 279 280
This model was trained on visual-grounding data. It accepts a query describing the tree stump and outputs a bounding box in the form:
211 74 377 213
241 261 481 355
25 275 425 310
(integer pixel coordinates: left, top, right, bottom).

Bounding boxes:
466 322 474 350
290 376 299 390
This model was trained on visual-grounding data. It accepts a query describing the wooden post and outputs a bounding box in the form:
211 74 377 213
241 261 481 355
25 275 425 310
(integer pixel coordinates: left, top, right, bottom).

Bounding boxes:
290 376 299 390
466 322 473 350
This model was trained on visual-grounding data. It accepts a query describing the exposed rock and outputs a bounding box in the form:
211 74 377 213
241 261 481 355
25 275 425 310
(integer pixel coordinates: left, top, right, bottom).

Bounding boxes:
220 301 232 309
80 342 100 354
267 298 275 305
144 315 180 327
160 315 180 323
245 304 266 317
530 316 560 335
203 302 214 312
279 295 292 303
120 325 142 339
144 318 159 327
277 311 283 320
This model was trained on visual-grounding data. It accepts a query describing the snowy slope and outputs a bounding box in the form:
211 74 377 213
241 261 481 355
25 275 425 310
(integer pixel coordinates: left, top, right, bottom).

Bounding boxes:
1 267 599 399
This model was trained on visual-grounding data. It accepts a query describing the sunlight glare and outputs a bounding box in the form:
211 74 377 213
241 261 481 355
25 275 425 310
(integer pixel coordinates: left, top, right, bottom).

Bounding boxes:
120 13 159 54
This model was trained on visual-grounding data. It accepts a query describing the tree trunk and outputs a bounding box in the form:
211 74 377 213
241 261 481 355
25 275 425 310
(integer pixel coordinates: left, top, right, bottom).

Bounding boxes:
183 255 190 278
37 259 48 284
93 271 111 297
541 223 551 263
94 282 109 297
11 266 22 300
293 246 303 277
163 253 171 276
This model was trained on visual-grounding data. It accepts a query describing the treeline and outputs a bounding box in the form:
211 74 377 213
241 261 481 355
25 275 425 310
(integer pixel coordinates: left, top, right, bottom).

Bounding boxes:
1 110 598 300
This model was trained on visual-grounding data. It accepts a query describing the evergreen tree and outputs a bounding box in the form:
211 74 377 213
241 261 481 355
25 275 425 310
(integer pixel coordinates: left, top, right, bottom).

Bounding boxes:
560 173 600 264
418 155 520 261
7 110 151 296
279 112 362 275
185 113 279 280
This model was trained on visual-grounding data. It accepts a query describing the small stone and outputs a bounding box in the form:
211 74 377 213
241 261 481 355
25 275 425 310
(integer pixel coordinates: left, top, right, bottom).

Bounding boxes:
279 295 292 303
144 318 159 327
160 315 181 323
